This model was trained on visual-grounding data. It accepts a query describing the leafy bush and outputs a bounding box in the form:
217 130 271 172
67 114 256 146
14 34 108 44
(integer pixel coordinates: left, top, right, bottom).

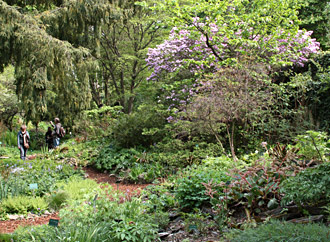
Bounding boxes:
58 193 159 242
94 145 141 172
0 147 6 156
280 162 330 206
0 195 48 215
13 223 112 242
47 190 70 210
174 165 230 209
226 220 330 242
0 130 16 147
151 139 224 168
12 225 54 242
122 161 167 183
112 104 168 148
293 130 330 162
55 175 100 202
142 183 177 211
182 208 213 235
202 155 248 170
74 105 123 139
0 159 83 202
42 139 102 167
0 233 12 242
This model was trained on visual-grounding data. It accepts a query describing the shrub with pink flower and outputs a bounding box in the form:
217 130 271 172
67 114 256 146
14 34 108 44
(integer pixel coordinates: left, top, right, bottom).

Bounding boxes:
146 21 320 81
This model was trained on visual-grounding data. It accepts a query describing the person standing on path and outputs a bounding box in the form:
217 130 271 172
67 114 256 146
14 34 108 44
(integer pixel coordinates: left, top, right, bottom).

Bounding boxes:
50 118 62 148
17 124 30 160
45 127 53 150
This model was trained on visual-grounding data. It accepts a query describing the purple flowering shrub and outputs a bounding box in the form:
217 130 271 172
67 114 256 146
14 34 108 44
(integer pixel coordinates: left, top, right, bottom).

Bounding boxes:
146 20 320 81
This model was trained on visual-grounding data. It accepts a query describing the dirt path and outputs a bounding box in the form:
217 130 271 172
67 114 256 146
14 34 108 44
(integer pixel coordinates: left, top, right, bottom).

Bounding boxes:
0 167 150 234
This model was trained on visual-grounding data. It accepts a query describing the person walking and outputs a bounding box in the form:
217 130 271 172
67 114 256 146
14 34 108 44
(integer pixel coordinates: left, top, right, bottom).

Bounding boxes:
50 118 62 148
45 127 53 150
17 124 30 160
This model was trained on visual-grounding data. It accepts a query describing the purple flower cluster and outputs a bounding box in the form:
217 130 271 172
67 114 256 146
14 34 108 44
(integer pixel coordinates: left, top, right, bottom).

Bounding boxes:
146 27 209 81
146 21 320 81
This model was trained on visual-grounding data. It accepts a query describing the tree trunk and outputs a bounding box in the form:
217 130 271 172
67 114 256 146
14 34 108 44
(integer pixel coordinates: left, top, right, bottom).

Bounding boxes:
227 122 238 162
127 96 135 114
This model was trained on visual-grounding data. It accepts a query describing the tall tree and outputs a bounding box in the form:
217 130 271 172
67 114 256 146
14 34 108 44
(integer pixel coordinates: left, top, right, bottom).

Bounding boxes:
0 0 96 124
1 0 164 123
0 66 20 130
299 0 330 50
98 1 164 113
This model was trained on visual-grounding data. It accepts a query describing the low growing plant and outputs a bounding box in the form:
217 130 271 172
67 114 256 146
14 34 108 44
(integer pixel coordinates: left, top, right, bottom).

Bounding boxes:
182 208 213 235
280 162 330 206
0 195 48 215
174 165 230 209
293 130 330 163
225 220 330 242
203 151 308 221
55 175 100 202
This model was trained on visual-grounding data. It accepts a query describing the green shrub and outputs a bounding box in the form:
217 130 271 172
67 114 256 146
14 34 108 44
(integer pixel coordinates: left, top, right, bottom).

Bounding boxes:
58 194 159 242
0 195 48 215
0 130 16 147
73 106 122 139
280 162 330 206
35 139 102 167
94 145 141 172
122 162 166 183
152 139 224 168
112 104 167 148
142 183 177 211
182 208 213 235
2 160 83 198
108 219 158 242
293 130 330 162
226 220 330 242
56 175 100 202
0 174 25 201
0 147 6 156
174 165 230 209
0 233 13 242
47 190 70 210
202 155 248 170
13 222 115 242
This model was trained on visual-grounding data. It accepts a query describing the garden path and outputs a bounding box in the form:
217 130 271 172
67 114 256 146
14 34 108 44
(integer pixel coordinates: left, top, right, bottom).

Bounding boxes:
0 166 149 234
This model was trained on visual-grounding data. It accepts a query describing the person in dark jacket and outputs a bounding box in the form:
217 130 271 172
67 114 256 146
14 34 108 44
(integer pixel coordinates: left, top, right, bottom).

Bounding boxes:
45 127 53 150
17 124 30 160
50 118 62 148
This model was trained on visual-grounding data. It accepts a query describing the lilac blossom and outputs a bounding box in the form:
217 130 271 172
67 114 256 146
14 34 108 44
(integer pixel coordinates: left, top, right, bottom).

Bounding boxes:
146 21 320 81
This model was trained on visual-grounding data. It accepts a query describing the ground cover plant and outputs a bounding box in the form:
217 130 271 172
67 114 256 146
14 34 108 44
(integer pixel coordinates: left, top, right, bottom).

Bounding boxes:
280 162 330 206
225 220 330 242
10 184 160 242
0 156 84 220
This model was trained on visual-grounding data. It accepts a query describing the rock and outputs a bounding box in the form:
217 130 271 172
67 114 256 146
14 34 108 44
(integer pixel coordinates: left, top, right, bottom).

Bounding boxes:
8 214 24 220
260 204 327 221
27 213 38 219
169 212 180 220
158 232 171 238
288 215 324 224
44 210 51 215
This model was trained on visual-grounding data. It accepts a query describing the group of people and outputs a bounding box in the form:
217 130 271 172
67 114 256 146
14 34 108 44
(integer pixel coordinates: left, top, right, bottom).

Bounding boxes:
17 118 63 160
